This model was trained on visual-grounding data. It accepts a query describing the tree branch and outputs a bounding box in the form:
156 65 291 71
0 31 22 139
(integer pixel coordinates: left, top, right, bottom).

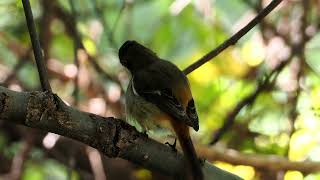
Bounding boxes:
183 0 283 74
0 86 241 180
21 0 52 92
198 146 320 173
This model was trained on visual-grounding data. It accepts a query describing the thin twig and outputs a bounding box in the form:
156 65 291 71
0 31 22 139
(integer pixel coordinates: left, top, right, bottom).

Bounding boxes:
3 48 32 86
110 0 126 39
183 0 283 74
21 0 52 92
69 0 80 106
92 0 117 48
51 3 123 90
210 59 290 145
67 2 79 177
243 0 290 45
39 0 54 61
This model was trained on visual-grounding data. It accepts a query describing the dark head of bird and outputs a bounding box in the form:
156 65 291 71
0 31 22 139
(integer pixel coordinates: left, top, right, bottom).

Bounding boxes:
118 40 157 73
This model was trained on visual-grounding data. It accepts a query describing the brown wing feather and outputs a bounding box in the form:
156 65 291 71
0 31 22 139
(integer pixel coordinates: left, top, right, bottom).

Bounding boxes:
133 60 199 131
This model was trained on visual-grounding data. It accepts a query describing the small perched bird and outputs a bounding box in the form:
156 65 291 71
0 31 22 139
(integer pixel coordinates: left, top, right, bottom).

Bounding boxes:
119 40 203 180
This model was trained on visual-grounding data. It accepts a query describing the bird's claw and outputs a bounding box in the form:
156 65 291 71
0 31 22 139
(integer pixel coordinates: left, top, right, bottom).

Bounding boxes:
142 131 148 137
165 138 177 152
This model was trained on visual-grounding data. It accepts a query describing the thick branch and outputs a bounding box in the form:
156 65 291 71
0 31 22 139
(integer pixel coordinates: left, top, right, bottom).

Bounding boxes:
21 0 52 92
0 86 241 180
183 0 283 74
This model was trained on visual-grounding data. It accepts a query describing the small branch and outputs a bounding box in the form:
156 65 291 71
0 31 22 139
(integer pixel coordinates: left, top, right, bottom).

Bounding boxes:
0 86 241 180
0 36 73 84
2 48 32 86
198 146 320 173
51 3 123 90
183 0 283 74
39 0 54 61
92 0 117 48
210 59 290 145
243 0 290 45
110 0 126 39
21 0 52 92
68 0 80 106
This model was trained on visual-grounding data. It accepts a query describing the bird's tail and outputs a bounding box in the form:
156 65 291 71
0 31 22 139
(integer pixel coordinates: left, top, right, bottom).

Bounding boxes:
175 125 204 180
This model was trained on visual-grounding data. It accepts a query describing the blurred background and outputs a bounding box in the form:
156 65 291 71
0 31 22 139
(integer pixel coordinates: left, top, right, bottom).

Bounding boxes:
0 0 320 179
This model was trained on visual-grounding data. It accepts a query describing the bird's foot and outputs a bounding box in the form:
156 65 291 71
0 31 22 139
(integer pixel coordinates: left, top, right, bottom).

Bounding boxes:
199 157 206 166
142 130 148 137
165 138 177 152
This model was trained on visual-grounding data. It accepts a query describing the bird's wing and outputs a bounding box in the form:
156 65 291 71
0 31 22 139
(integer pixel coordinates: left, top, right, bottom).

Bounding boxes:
133 63 199 131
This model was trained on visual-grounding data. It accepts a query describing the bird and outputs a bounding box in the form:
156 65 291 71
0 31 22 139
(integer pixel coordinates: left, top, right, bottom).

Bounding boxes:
119 40 203 180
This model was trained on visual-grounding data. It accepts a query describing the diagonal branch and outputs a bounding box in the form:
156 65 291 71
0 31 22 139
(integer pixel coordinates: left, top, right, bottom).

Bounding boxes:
21 0 52 92
183 0 283 74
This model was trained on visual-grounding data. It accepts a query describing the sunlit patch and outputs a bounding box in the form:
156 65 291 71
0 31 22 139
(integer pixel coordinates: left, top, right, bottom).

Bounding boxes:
233 165 255 180
295 113 319 130
241 39 265 67
169 0 191 16
107 84 121 103
88 97 106 115
214 162 255 180
189 62 219 84
42 133 60 149
8 83 22 92
134 169 152 180
284 171 303 180
83 38 97 56
276 133 290 147
311 87 320 109
63 64 78 78
289 130 316 161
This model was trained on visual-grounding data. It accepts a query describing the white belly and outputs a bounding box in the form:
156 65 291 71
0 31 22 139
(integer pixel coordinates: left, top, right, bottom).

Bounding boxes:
125 79 174 137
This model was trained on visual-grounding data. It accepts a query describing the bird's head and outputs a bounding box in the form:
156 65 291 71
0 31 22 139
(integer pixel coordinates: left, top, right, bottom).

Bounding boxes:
118 40 157 73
